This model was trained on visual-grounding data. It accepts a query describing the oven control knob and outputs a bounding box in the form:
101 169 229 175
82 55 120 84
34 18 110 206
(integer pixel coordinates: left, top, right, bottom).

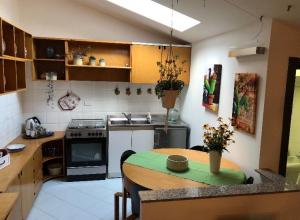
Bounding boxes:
99 133 102 137
75 133 78 137
78 133 82 137
70 133 74 137
88 133 91 136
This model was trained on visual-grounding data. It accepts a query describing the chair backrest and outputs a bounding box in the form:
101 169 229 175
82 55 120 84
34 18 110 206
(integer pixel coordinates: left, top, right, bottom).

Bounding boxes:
120 150 136 177
190 145 209 152
245 176 254 184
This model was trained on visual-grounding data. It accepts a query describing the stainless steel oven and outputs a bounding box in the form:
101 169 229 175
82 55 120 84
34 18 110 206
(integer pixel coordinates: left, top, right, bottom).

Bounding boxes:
65 119 107 181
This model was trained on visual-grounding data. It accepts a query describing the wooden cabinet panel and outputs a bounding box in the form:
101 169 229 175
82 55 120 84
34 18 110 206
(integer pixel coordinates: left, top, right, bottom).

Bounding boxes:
131 44 191 84
6 177 22 220
33 147 43 198
131 44 161 84
20 159 35 219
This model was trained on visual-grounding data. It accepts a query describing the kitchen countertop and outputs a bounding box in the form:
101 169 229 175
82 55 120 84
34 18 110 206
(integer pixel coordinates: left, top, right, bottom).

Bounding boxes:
0 192 19 220
0 131 65 193
139 169 300 202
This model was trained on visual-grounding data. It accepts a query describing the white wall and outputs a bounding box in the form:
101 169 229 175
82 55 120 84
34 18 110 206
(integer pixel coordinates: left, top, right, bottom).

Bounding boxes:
0 0 24 148
0 0 178 140
21 64 177 131
180 19 272 174
17 0 171 43
0 0 20 26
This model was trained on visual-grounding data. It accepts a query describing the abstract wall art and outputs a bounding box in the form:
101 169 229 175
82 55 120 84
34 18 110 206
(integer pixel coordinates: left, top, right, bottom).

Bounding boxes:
231 73 259 134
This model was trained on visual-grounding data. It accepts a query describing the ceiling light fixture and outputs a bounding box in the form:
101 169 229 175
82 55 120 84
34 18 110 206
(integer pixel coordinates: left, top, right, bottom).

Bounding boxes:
106 0 200 32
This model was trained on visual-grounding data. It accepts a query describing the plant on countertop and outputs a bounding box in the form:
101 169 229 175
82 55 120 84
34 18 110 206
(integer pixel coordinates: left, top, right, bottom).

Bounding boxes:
203 117 235 154
203 117 235 173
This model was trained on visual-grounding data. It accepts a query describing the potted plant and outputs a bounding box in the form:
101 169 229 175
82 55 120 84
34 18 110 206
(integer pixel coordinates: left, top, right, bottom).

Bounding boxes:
72 47 88 65
89 56 96 66
203 117 235 174
204 72 217 105
155 55 185 109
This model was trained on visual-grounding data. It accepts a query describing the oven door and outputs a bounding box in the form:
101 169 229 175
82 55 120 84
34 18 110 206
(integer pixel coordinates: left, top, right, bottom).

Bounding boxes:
66 138 107 168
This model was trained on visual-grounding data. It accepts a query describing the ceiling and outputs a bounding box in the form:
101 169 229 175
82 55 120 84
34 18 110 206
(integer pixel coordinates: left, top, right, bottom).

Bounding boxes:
74 0 300 43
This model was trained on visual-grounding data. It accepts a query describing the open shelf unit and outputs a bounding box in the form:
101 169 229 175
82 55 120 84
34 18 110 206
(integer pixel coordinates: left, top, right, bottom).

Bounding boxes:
32 37 132 82
41 139 65 182
0 17 33 95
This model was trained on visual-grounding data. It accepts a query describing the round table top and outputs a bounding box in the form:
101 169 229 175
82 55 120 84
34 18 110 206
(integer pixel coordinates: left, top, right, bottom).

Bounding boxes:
123 148 242 190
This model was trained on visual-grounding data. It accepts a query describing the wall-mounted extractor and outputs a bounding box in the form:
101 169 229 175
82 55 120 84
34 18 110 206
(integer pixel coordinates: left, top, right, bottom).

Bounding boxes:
228 46 265 58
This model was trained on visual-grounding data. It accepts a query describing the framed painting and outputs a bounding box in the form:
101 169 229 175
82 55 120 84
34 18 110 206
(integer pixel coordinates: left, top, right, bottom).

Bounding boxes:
231 73 259 134
202 64 222 113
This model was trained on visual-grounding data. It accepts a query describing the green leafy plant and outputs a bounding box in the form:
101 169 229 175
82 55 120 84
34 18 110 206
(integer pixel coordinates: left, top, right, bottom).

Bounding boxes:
233 88 249 117
155 53 186 98
204 73 217 94
203 117 235 153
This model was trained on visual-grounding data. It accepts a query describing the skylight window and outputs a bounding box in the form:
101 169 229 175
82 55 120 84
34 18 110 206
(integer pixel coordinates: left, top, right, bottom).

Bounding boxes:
106 0 200 32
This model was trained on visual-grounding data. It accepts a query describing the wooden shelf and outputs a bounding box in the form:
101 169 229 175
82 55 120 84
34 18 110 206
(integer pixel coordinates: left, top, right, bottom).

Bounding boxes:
42 156 63 163
66 64 131 69
34 58 64 62
1 55 32 62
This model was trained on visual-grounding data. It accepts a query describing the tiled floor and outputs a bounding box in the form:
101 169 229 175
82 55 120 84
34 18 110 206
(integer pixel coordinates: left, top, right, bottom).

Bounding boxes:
27 178 131 220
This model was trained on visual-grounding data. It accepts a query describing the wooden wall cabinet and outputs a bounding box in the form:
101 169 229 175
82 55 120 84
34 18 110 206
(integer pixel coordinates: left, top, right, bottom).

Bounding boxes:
131 44 191 84
0 17 33 95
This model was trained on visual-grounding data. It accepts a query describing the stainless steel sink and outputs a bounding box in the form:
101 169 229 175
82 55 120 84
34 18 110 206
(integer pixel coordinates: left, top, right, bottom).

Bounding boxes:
109 116 150 126
110 120 130 125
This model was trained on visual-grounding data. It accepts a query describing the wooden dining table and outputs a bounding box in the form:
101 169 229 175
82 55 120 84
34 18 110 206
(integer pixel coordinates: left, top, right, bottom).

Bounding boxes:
122 148 242 190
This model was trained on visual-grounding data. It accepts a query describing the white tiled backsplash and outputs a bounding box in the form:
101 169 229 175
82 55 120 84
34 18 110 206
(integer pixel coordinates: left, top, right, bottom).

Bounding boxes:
21 70 181 131
0 92 23 148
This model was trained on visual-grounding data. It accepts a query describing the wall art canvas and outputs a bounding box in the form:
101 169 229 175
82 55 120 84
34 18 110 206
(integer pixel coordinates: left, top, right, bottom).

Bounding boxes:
202 64 222 112
231 73 258 134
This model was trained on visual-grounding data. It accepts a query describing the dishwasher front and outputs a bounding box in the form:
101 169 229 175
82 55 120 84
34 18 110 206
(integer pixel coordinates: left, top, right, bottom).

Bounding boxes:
154 127 188 148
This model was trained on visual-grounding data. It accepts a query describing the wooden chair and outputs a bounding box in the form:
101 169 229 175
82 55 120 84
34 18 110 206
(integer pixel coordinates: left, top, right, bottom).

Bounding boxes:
114 150 137 220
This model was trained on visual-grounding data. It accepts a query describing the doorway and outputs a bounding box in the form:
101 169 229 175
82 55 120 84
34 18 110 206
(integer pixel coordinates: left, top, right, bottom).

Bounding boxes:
279 58 300 184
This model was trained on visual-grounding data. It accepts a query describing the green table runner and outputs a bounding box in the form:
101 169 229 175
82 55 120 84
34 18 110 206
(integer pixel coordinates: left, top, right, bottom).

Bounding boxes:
125 151 246 186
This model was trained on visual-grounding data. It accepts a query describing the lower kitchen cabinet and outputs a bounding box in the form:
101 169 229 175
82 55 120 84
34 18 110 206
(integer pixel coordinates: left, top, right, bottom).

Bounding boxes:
20 158 35 219
131 130 154 152
5 149 43 220
108 130 132 177
108 129 154 177
6 177 22 220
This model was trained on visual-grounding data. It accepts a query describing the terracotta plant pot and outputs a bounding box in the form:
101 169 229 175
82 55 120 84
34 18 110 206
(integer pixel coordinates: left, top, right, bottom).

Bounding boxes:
209 151 222 174
208 94 215 105
161 90 179 109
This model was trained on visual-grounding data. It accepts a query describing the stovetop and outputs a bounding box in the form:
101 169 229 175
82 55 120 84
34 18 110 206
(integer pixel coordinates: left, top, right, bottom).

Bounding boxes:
66 119 106 139
68 119 106 129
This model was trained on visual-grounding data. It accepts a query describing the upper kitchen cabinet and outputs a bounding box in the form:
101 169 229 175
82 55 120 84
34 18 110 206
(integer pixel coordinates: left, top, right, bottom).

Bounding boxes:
131 44 191 84
0 17 33 95
32 38 66 80
66 40 131 82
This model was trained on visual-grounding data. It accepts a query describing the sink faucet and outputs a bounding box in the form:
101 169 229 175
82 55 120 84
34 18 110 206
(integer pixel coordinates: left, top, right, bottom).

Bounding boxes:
122 112 132 124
